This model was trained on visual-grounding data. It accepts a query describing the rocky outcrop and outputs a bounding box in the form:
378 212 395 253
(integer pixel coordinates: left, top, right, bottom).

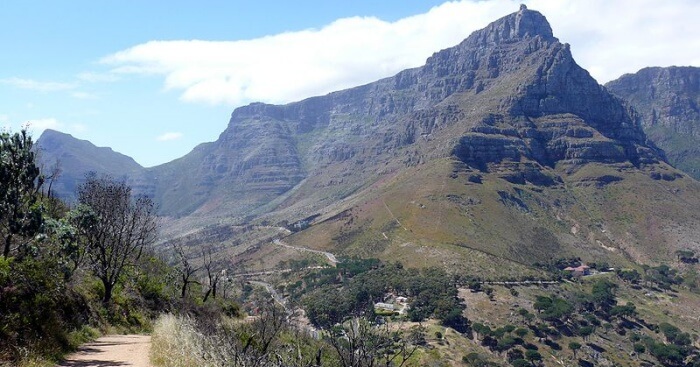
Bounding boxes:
606 67 700 178
42 6 668 217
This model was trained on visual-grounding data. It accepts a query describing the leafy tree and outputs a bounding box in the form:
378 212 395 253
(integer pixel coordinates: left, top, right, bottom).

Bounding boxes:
617 269 641 284
525 349 542 365
0 129 44 259
77 175 158 304
514 328 529 338
534 296 573 323
590 279 617 312
610 303 637 320
568 341 582 358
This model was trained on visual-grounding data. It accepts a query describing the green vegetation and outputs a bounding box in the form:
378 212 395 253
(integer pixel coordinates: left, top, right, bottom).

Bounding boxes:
0 129 179 365
294 260 469 333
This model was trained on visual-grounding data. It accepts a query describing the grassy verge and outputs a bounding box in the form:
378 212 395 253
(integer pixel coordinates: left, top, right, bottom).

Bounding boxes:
150 314 208 367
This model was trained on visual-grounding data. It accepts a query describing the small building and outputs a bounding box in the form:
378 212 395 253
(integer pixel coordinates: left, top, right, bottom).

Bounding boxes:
375 302 395 311
564 265 590 276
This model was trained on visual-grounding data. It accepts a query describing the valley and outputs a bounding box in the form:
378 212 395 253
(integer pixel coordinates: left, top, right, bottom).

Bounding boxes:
5 3 699 367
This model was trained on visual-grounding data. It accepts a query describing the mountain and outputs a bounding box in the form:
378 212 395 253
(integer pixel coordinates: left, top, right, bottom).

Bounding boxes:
39 6 700 271
606 66 700 179
36 129 144 199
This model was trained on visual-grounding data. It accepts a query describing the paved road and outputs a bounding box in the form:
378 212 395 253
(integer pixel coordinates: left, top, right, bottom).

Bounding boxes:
57 335 151 367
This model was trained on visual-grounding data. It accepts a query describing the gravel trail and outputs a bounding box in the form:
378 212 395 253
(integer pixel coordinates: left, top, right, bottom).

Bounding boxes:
57 335 151 367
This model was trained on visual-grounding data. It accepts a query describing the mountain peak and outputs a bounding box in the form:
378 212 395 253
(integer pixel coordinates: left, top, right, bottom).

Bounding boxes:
467 6 556 47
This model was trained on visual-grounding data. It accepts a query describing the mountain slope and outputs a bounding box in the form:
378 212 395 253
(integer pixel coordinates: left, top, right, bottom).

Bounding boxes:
36 129 144 199
606 66 700 179
38 7 700 270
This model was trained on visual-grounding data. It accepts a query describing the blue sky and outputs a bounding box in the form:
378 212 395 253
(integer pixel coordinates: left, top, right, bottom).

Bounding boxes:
2 0 699 167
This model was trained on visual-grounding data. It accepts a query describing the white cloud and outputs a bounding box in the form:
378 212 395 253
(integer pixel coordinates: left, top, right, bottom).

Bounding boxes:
156 132 183 141
0 77 75 92
77 71 120 83
71 91 98 100
102 0 700 107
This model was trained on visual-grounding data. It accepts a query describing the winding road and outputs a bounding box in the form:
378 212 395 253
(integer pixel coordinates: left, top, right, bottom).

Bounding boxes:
273 239 338 265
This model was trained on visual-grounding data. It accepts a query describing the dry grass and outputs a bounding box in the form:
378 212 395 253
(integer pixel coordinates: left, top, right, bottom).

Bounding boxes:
150 314 210 367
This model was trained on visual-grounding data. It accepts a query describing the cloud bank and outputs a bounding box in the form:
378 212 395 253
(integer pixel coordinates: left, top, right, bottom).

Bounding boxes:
103 0 699 107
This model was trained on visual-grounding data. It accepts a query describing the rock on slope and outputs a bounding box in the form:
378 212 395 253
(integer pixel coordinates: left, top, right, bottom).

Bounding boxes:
606 66 700 179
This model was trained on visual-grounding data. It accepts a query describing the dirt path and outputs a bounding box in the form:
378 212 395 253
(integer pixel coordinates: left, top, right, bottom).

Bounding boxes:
57 335 151 367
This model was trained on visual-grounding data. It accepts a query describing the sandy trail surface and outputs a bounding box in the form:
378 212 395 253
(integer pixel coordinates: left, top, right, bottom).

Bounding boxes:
57 335 151 367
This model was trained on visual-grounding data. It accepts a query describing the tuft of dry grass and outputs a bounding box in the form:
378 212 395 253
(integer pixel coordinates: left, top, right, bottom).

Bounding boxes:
150 314 210 367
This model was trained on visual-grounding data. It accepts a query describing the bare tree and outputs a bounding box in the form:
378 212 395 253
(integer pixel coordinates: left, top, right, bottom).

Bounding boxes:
173 240 201 299
202 245 224 302
77 175 158 304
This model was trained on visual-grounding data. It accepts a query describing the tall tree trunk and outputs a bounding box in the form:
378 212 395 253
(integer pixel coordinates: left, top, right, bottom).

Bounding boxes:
103 280 113 304
3 233 12 258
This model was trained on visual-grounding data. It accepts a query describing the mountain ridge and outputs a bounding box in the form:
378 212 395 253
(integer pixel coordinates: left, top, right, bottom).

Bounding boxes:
36 129 144 199
38 6 700 270
606 66 700 179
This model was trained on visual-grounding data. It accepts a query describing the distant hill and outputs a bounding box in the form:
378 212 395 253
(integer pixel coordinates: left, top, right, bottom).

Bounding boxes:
39 6 700 271
606 66 700 179
36 129 144 200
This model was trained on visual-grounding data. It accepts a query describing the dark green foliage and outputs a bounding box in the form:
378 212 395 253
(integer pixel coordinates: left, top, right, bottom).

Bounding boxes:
463 352 492 366
507 348 524 362
299 262 469 332
472 322 492 339
610 302 637 319
496 336 517 352
525 349 542 363
533 295 573 322
0 130 186 364
658 322 692 346
647 341 685 366
582 279 617 315
0 129 44 259
0 256 89 361
616 269 641 283
569 341 582 357
643 265 683 290
303 287 349 328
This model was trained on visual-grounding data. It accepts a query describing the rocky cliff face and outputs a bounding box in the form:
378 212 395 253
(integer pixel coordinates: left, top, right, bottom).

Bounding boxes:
38 7 700 268
146 5 666 218
606 67 700 178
